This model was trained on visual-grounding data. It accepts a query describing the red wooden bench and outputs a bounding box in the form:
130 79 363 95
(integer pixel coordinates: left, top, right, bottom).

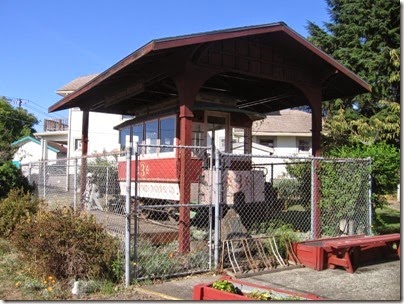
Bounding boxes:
322 233 400 273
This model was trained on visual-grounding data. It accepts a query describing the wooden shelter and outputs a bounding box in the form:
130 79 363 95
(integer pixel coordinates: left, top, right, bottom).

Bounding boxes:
49 22 371 250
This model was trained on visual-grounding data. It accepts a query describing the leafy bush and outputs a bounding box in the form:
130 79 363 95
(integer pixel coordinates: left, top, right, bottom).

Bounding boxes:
283 161 312 208
284 156 372 236
136 239 210 279
273 178 300 199
12 208 121 281
318 159 370 236
136 240 179 278
87 155 120 195
0 161 33 199
325 142 400 208
0 188 42 238
263 223 300 258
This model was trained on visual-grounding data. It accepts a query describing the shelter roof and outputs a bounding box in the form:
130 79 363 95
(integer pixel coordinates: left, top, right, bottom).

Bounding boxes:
49 22 371 115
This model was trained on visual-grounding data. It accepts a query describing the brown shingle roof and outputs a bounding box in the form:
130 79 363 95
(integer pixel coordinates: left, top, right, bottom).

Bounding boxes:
56 74 99 95
252 109 313 134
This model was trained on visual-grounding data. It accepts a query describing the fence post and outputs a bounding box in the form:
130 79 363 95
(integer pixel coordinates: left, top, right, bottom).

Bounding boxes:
28 163 32 184
106 166 109 204
311 157 321 239
133 143 139 280
73 158 78 211
65 159 70 192
208 147 214 270
43 161 47 198
367 157 372 235
310 158 315 239
125 147 132 287
214 148 221 269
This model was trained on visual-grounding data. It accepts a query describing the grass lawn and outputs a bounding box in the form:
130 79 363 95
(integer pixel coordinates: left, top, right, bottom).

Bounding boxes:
373 206 400 234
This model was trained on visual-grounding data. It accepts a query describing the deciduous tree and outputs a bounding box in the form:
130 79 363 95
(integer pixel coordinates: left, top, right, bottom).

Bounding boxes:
0 97 38 161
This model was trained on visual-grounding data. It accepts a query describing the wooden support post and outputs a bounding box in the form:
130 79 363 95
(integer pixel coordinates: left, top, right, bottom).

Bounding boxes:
174 64 217 253
297 86 322 239
80 110 89 209
179 104 193 253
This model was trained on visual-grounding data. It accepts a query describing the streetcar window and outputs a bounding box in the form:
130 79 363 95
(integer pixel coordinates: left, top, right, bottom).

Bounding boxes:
119 126 131 151
145 119 158 154
192 123 204 146
132 124 144 152
160 116 175 152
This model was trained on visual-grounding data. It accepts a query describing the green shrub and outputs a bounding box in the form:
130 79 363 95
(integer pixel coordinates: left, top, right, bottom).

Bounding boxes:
264 223 300 258
12 208 121 281
0 161 33 199
136 240 178 278
0 188 41 238
325 142 400 209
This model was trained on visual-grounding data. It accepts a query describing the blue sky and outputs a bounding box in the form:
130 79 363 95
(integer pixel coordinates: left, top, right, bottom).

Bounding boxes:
0 0 329 131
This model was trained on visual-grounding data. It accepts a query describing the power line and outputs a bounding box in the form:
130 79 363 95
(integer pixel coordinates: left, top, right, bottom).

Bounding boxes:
1 95 66 120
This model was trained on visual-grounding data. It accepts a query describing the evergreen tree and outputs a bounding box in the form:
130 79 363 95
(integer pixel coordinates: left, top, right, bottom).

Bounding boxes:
307 0 400 149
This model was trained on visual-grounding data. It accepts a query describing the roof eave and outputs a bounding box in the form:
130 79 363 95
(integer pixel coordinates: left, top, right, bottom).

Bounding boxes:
49 41 156 112
281 26 371 93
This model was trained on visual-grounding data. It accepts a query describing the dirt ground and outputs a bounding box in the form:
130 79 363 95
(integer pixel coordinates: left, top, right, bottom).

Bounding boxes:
387 199 400 211
83 289 168 301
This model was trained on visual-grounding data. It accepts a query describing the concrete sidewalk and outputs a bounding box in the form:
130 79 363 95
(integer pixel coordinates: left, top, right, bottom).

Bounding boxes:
136 259 401 301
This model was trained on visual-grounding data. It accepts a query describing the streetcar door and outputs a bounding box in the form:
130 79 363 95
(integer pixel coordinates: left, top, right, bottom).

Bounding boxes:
206 112 229 154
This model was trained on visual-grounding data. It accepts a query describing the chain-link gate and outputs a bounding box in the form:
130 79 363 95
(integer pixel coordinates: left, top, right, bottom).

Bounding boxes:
129 144 214 280
20 147 371 283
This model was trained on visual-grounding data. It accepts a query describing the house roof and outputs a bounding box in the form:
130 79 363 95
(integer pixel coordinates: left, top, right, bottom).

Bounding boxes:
252 109 314 135
49 22 371 115
12 136 67 153
56 73 99 96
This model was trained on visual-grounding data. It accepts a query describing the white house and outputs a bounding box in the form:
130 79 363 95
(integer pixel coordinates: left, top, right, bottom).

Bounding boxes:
252 109 313 156
232 109 315 180
12 136 67 165
34 74 127 160
12 135 67 177
56 74 126 158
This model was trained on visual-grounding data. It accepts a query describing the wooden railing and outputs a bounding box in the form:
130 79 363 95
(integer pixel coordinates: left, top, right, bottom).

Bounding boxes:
43 118 68 131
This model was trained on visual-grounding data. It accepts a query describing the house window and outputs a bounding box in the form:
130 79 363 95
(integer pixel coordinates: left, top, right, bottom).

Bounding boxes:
260 139 275 148
74 138 82 151
298 139 310 152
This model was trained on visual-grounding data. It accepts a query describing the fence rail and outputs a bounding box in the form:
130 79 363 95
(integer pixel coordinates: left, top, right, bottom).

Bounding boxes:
20 146 372 284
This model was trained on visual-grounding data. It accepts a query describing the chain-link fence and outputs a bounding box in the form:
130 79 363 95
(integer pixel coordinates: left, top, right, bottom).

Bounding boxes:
20 145 371 283
219 153 372 239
